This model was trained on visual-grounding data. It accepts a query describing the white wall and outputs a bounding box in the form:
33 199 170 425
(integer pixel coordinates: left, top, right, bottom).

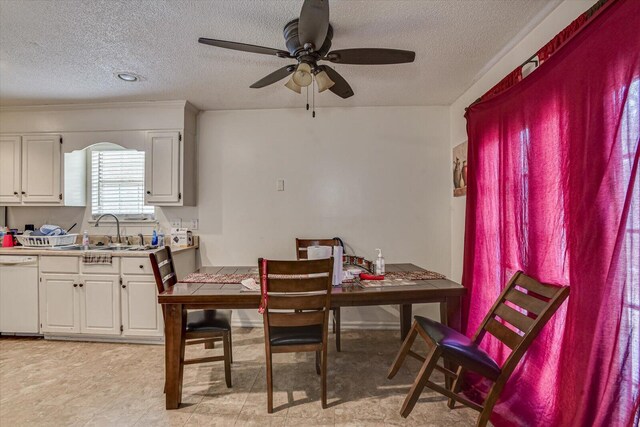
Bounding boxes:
194 106 451 327
448 0 593 282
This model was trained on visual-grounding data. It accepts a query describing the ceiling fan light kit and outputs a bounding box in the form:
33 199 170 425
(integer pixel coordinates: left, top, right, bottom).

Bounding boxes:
314 70 335 93
285 77 302 94
292 62 313 87
198 0 415 116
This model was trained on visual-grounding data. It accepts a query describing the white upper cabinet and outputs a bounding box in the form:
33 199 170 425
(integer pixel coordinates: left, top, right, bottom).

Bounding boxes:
0 133 86 206
21 134 62 203
0 136 21 203
145 131 181 205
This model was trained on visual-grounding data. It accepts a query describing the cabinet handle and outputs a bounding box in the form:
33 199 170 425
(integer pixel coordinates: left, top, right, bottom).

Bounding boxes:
139 265 144 269
146 191 151 195
79 283 84 288
122 284 127 289
21 191 26 195
73 283 78 288
13 191 18 196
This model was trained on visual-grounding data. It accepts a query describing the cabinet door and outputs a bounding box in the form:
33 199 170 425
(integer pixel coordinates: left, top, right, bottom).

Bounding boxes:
22 134 62 203
79 275 121 335
40 274 80 333
145 131 180 204
121 275 164 337
0 136 22 204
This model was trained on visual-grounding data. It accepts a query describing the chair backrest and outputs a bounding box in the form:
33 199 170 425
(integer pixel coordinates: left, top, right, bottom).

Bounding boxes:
258 258 333 338
149 247 178 319
296 238 340 260
473 271 570 376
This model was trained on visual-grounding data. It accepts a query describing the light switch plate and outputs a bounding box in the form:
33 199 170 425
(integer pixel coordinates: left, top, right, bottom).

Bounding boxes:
170 218 182 228
277 179 285 191
189 219 199 230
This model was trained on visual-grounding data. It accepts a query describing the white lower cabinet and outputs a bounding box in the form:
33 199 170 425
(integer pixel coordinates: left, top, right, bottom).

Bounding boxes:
40 274 80 333
79 275 121 335
39 254 168 341
121 275 164 337
40 273 120 336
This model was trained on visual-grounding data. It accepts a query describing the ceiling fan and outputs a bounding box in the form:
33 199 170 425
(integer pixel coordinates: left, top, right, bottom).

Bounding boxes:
198 0 415 102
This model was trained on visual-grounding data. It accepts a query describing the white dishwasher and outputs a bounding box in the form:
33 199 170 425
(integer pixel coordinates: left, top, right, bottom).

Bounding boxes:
0 255 40 335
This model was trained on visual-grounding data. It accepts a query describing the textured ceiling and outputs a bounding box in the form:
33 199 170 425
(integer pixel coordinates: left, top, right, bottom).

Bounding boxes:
0 0 560 110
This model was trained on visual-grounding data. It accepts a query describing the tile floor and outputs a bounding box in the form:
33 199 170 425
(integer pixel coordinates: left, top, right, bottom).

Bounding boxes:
0 328 482 426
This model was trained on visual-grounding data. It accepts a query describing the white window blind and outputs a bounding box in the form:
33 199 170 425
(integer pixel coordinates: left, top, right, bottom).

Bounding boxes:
91 150 154 218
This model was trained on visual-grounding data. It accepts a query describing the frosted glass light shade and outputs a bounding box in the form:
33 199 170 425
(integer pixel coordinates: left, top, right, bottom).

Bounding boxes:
315 70 335 92
292 63 313 87
285 76 302 93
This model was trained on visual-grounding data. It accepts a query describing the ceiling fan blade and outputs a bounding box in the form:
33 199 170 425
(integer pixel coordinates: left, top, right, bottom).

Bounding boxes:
325 48 415 65
298 0 329 51
320 66 354 99
250 65 297 88
198 38 290 58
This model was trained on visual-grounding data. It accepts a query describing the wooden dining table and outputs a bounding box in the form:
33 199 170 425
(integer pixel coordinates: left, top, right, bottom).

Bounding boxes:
158 263 465 409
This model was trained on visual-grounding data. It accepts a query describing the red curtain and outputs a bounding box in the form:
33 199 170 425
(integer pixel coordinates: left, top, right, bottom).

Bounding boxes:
463 0 639 425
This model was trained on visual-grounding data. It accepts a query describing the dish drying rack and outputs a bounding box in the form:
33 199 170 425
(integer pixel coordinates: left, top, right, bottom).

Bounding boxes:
16 234 78 248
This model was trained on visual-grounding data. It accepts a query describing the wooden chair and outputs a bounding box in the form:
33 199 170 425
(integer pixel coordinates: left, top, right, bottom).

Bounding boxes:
150 247 233 389
295 238 343 352
387 271 570 426
259 257 333 413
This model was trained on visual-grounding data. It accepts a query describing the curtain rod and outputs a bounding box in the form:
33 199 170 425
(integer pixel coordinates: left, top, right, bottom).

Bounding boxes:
466 0 611 110
517 0 609 69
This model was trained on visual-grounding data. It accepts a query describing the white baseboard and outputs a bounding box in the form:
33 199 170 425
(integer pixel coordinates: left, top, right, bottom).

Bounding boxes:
44 334 164 345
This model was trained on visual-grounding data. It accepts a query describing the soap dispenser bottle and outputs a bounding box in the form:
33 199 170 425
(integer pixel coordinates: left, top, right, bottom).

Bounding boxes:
151 229 158 246
375 248 385 276
82 231 90 250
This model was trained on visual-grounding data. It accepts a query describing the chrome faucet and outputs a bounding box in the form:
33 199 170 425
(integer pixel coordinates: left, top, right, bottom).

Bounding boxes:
95 214 121 244
137 233 144 246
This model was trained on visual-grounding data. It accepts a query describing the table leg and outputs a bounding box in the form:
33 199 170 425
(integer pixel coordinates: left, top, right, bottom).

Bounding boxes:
165 303 186 409
400 304 412 341
445 295 462 332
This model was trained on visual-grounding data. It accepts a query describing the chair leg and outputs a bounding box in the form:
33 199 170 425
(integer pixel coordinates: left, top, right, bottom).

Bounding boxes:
204 339 215 349
476 379 506 427
400 345 441 418
448 366 466 408
266 351 274 414
387 321 419 379
228 328 233 364
223 332 232 388
321 348 328 409
334 308 341 352
315 351 321 375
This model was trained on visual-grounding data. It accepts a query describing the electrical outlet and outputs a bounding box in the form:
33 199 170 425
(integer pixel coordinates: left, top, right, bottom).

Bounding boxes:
277 179 285 191
169 218 182 228
189 219 199 230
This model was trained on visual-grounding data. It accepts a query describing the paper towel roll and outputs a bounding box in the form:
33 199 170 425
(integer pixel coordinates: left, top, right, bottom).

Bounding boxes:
307 246 333 260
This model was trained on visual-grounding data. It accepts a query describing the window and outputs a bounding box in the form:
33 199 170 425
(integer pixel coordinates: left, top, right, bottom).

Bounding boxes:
91 150 154 219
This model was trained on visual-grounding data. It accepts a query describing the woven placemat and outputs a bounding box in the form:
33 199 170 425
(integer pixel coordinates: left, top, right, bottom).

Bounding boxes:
182 273 257 284
182 270 445 284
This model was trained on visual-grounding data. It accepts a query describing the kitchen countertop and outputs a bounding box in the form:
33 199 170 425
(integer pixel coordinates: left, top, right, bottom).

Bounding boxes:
0 245 197 257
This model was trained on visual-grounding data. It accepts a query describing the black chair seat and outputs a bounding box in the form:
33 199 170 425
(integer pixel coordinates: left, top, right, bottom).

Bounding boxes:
186 309 232 333
269 325 323 346
414 316 501 380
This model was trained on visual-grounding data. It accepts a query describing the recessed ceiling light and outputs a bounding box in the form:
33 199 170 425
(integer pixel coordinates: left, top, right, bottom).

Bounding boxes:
116 72 140 82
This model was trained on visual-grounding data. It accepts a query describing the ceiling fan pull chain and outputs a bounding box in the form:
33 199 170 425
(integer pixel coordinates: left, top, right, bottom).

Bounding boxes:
312 79 316 118
306 86 309 111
